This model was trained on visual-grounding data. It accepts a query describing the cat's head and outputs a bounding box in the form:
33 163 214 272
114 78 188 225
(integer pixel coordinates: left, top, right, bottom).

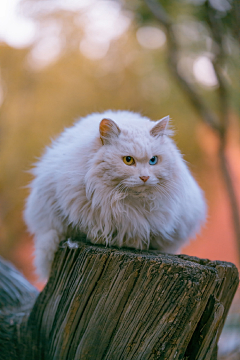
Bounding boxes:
85 114 179 201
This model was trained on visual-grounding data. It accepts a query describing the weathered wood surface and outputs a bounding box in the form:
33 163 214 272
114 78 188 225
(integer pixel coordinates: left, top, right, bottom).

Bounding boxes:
0 255 39 359
0 239 239 360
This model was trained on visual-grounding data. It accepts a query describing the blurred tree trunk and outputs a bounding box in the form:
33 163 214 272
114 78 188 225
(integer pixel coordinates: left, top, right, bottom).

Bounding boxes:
0 240 239 359
145 0 240 264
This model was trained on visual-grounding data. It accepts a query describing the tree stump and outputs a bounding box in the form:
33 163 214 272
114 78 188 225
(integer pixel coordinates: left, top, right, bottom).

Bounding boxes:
0 238 239 360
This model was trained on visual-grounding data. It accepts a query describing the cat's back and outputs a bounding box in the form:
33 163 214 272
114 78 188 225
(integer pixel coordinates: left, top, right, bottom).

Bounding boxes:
72 110 152 136
53 110 151 153
35 110 154 174
35 112 105 169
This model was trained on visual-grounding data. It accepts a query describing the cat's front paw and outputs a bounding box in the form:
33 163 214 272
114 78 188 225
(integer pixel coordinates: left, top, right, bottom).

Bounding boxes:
34 229 60 279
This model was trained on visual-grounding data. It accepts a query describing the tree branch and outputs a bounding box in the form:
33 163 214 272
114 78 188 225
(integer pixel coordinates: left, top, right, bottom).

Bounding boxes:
145 0 220 132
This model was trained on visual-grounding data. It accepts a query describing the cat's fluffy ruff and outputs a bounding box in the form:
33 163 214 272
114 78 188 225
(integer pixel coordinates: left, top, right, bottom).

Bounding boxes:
24 110 206 279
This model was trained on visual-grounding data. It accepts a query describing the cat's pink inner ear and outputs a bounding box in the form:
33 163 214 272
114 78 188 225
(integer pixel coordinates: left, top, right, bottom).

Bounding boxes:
99 118 121 144
150 116 169 137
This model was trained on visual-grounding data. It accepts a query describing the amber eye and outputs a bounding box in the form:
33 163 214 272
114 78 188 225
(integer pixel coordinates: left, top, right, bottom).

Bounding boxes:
123 156 135 166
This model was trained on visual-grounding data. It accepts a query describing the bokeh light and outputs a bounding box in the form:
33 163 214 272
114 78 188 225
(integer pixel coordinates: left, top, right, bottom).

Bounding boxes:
193 55 218 87
136 26 166 49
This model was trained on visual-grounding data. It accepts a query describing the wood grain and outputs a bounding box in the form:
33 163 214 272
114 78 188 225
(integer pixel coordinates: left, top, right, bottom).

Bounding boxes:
0 239 239 359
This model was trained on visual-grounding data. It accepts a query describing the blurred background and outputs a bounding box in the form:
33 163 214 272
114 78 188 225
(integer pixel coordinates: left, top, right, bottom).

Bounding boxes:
0 0 239 357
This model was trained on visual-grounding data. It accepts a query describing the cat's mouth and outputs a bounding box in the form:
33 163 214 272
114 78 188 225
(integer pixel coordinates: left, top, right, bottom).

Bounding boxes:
125 183 156 195
112 180 157 197
131 181 156 188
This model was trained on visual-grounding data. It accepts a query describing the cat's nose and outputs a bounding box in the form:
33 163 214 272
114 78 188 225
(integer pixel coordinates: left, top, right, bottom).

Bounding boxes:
140 176 150 183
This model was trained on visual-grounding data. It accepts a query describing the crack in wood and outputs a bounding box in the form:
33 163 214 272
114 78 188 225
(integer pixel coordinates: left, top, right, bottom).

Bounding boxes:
0 240 239 360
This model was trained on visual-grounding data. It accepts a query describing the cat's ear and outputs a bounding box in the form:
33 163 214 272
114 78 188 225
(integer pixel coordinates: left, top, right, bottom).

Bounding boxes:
99 118 121 145
150 116 169 137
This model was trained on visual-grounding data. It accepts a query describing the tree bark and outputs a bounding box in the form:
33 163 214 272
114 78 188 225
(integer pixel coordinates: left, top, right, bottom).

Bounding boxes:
0 239 239 360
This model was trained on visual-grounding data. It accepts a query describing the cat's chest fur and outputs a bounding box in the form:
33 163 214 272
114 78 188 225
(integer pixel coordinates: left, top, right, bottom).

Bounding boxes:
71 182 176 250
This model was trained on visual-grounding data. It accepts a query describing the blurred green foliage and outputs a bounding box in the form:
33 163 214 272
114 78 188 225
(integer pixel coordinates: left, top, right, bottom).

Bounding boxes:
129 0 240 115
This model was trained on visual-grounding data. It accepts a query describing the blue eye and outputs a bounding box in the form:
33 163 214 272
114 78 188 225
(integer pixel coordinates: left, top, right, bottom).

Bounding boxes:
149 156 158 165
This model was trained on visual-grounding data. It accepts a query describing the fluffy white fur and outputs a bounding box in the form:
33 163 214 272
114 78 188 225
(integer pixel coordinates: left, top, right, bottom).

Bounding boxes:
24 110 206 279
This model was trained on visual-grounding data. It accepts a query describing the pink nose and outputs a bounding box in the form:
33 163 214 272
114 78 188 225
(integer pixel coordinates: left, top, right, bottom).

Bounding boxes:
140 176 149 183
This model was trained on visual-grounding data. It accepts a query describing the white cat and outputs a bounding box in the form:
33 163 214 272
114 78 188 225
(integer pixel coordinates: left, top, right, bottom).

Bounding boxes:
24 110 206 279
